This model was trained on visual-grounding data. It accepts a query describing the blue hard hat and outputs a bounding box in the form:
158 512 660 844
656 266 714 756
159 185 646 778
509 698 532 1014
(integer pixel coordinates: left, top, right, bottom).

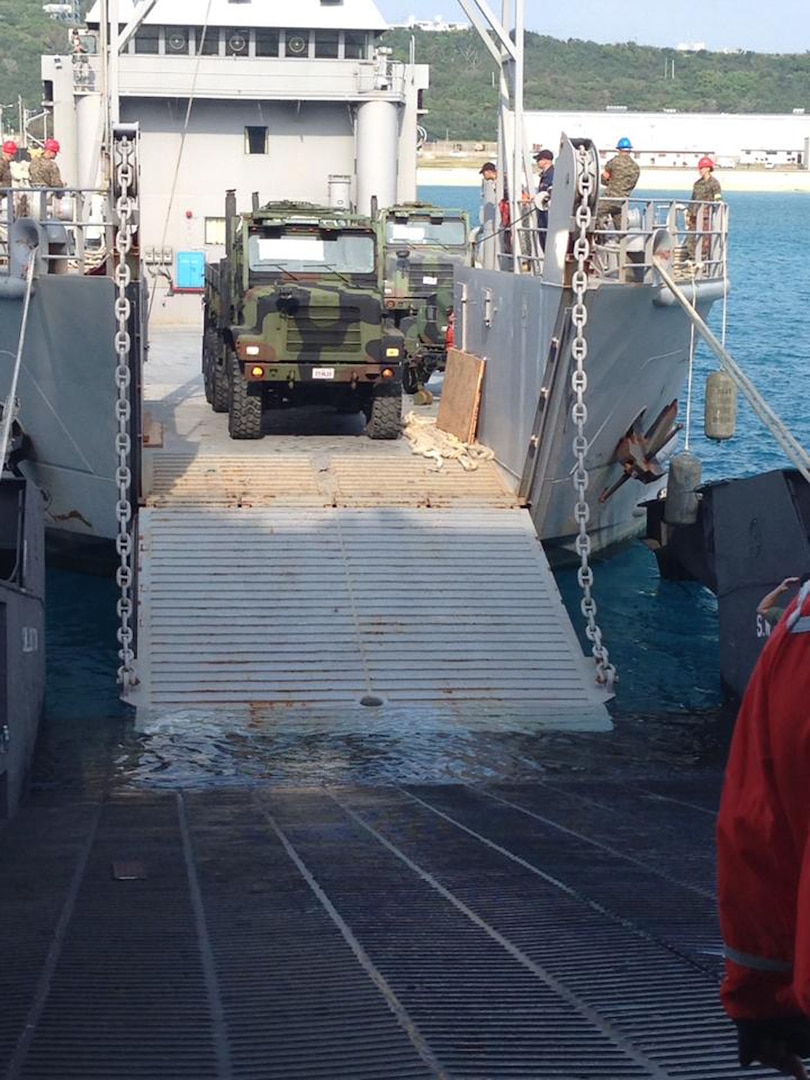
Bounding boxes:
617 136 632 150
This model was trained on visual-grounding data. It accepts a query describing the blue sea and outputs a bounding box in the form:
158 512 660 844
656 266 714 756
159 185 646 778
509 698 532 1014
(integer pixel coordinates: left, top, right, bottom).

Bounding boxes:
46 190 810 732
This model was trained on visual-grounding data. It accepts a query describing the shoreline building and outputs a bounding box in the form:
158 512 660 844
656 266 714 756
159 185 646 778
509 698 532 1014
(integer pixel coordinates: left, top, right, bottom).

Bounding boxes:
527 110 810 171
41 0 427 325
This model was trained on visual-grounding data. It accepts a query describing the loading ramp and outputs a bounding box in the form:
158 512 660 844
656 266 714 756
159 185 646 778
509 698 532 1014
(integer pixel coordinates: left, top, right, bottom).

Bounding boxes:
128 331 612 727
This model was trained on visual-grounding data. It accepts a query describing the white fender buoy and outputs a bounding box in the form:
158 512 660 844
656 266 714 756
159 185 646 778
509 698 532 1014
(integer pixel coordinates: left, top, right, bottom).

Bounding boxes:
705 370 737 441
664 450 702 525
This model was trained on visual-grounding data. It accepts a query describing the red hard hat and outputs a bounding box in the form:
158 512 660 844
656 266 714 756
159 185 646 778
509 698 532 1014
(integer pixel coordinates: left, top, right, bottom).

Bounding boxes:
698 156 715 170
44 137 60 153
2 140 17 156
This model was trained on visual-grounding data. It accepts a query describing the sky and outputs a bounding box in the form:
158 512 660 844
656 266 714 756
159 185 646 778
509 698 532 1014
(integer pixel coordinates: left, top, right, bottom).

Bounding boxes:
374 0 810 54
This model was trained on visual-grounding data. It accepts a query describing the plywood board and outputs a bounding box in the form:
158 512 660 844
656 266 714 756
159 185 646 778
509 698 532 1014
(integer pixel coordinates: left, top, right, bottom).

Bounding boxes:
437 348 486 444
141 410 164 448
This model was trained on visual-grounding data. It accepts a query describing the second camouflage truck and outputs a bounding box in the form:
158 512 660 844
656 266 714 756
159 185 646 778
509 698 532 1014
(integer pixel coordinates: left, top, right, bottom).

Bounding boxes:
202 193 407 440
378 203 470 400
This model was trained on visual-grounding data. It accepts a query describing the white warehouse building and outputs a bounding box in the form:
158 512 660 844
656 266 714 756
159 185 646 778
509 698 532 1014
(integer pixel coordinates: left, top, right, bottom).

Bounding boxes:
526 110 810 170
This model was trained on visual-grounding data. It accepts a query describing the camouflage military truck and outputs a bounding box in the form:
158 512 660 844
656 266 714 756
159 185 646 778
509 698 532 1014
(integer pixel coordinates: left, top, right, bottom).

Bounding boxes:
202 193 406 440
378 203 470 396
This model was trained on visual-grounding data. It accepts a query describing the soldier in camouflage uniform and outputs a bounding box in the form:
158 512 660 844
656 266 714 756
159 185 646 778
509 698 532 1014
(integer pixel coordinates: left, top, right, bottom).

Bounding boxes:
597 137 640 230
0 141 16 251
687 156 722 259
28 138 63 188
0 141 16 190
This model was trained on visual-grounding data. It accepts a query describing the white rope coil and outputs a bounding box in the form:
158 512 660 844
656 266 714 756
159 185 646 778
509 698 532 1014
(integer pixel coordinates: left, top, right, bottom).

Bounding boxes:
402 412 494 472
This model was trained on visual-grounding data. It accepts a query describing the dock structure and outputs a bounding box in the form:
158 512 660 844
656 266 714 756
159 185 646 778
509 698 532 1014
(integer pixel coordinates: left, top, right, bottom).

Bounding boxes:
128 330 611 729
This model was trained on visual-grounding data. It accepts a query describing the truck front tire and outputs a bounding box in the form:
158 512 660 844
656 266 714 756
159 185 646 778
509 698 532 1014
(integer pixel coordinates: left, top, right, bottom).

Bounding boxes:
365 384 402 440
227 353 263 439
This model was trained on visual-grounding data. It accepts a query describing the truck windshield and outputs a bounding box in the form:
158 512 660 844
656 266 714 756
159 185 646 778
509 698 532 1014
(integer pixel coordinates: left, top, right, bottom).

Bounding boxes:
248 232 375 274
385 218 467 247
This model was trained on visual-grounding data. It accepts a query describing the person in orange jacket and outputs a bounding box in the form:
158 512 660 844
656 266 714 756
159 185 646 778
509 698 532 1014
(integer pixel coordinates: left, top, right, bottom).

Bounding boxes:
717 578 810 1078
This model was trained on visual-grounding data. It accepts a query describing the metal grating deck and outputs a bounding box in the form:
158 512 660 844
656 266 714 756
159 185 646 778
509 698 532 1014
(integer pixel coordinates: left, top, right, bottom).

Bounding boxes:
129 506 610 725
0 774 763 1079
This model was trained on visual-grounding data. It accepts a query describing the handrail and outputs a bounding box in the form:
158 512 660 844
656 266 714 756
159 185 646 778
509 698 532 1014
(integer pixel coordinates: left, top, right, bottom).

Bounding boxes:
1 186 112 276
503 196 729 284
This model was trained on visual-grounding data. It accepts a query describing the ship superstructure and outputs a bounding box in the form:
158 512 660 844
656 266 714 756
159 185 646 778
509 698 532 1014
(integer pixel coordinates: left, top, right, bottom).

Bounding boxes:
46 0 428 324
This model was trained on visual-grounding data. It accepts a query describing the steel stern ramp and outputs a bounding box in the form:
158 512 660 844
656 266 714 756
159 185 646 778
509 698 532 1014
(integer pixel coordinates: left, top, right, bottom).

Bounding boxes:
128 506 611 730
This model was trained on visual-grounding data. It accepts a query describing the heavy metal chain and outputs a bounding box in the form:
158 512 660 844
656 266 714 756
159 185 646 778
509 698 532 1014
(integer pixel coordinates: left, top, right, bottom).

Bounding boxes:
113 135 136 688
570 144 616 691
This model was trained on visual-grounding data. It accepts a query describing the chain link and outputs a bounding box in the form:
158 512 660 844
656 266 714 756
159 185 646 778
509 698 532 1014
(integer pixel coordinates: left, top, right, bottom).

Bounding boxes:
113 135 136 688
570 144 616 691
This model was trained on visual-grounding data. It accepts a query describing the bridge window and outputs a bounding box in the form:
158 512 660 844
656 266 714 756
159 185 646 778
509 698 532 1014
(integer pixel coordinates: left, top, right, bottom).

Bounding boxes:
197 27 220 55
165 27 189 55
255 28 280 57
343 31 366 59
133 25 160 54
245 126 268 155
284 30 310 58
314 31 339 58
225 29 249 56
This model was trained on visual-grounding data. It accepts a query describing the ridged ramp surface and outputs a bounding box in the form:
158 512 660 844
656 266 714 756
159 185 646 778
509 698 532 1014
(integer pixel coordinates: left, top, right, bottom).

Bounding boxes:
129 505 611 726
0 774 739 1079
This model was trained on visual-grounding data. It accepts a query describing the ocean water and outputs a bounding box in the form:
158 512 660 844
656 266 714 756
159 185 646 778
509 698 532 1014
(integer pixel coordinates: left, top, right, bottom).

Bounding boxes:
44 192 810 741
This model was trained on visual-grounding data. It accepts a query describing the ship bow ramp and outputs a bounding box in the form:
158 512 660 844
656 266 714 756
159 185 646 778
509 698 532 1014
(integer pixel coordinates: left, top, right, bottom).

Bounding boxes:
131 374 611 732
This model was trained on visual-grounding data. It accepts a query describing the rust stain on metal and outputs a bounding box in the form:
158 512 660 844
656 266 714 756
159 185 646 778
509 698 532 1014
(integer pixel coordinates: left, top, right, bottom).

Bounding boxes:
50 508 93 528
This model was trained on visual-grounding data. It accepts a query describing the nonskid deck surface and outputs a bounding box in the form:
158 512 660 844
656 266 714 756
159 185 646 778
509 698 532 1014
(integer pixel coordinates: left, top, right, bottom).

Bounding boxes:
130 506 610 723
0 767 745 1079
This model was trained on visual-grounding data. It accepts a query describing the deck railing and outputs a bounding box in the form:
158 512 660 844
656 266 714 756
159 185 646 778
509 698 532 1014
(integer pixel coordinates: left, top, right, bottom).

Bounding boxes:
0 186 112 277
503 196 729 285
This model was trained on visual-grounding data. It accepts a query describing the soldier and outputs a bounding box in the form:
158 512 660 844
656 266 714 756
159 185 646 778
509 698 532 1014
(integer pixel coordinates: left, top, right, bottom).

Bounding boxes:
598 136 640 230
687 156 722 260
533 149 554 250
0 140 17 190
0 141 19 247
29 138 63 188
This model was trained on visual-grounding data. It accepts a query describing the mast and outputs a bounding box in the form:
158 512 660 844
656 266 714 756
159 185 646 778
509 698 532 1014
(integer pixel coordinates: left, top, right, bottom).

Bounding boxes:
455 0 530 270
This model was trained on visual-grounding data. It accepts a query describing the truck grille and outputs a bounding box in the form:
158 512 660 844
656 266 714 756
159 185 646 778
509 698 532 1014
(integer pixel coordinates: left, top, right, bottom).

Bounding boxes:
286 307 363 357
407 263 455 294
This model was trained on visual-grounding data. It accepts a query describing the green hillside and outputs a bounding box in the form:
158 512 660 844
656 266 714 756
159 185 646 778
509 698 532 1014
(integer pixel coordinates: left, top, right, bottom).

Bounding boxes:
1 8 808 143
0 0 68 125
383 28 810 141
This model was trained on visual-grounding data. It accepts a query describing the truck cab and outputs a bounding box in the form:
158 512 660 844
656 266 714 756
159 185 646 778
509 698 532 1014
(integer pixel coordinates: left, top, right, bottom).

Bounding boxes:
203 196 406 440
379 204 470 395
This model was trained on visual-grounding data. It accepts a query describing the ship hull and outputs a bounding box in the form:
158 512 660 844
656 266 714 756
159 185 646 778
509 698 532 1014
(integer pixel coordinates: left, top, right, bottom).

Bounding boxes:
0 476 45 819
0 275 141 562
458 266 723 562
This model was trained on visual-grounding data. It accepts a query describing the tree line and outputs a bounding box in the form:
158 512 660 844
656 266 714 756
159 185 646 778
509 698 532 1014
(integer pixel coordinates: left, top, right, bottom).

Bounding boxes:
383 28 810 142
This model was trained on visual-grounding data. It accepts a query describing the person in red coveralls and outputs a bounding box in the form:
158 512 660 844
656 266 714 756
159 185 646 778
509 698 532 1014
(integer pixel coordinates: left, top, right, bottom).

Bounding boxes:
717 577 810 1078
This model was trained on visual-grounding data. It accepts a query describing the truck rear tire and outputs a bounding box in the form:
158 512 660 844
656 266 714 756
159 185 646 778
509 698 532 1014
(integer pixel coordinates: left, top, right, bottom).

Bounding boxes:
203 330 229 413
211 359 229 414
228 353 263 439
365 386 402 440
402 364 419 396
202 329 214 404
